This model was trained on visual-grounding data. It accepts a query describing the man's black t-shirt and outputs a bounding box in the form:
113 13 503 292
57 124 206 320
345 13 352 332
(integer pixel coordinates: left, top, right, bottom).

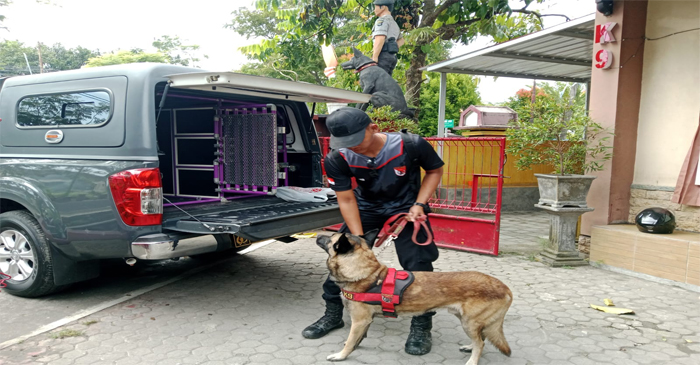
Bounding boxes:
324 133 444 216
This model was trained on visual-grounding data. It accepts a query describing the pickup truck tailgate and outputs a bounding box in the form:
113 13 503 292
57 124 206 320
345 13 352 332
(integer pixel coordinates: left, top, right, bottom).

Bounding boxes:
162 196 342 241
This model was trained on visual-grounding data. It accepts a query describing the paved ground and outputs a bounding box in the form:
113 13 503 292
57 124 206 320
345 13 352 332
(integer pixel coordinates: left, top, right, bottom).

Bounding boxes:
1 212 699 365
0 235 222 343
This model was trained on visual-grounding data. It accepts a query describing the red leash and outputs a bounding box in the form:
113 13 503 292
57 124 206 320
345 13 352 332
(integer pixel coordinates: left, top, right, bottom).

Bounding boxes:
0 272 10 293
374 213 433 248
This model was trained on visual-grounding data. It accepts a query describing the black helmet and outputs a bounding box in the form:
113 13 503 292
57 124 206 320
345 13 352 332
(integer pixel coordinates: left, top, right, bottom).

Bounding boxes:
374 0 394 5
634 207 676 234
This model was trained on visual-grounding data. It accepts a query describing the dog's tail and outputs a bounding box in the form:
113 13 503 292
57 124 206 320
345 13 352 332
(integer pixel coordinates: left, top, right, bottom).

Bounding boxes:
484 319 511 356
484 293 512 356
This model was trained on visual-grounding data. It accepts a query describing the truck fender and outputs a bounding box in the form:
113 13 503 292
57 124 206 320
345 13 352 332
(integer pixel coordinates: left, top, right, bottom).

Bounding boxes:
0 177 67 243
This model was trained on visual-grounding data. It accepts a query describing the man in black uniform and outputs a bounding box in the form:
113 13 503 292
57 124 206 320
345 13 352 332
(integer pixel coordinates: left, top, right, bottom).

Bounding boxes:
302 107 444 356
372 0 404 76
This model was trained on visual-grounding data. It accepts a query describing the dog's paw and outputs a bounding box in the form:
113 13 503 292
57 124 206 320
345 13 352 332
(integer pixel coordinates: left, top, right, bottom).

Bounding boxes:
327 352 347 361
459 344 473 353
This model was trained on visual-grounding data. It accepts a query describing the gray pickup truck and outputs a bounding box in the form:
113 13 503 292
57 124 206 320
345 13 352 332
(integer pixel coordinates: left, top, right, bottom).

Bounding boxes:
0 63 370 297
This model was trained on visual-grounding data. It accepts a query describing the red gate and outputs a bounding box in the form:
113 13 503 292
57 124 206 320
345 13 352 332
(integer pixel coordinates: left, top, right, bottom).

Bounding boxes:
318 136 505 256
425 137 506 256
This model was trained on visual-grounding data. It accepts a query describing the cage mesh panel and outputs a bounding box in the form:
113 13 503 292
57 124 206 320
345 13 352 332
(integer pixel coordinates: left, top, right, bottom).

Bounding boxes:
222 111 277 189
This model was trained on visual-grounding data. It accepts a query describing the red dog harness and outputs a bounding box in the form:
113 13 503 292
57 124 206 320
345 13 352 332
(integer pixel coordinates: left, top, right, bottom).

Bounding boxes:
340 268 414 318
374 213 433 248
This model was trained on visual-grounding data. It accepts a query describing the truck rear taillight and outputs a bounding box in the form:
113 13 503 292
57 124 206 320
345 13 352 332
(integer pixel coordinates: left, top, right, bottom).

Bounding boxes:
109 168 163 226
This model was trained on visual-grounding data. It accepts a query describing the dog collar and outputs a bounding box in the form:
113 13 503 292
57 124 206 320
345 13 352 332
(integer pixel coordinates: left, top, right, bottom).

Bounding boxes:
354 63 378 73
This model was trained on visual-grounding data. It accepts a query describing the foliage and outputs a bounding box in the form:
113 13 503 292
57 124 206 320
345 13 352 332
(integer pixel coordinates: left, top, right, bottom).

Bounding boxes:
226 1 368 85
418 72 481 137
84 50 168 68
152 35 207 67
0 0 9 27
366 105 419 134
502 85 546 112
250 0 550 107
83 36 207 68
505 85 613 175
324 54 362 92
0 40 99 76
503 82 586 114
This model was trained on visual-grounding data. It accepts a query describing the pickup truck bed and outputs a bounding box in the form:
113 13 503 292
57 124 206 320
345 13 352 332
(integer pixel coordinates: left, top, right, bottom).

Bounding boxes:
162 196 342 241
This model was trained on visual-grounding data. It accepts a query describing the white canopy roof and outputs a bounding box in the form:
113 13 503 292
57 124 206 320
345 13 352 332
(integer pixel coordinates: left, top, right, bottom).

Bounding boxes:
166 71 372 104
423 15 595 83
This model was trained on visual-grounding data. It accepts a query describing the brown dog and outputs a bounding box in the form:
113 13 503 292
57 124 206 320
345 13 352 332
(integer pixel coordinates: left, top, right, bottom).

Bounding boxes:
316 230 513 365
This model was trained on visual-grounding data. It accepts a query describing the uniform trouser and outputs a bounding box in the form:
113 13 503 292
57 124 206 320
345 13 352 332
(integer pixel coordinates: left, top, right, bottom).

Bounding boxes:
322 210 439 304
377 51 398 76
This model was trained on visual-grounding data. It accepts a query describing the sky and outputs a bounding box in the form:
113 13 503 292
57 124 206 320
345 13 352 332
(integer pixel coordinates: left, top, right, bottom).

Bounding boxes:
2 0 594 104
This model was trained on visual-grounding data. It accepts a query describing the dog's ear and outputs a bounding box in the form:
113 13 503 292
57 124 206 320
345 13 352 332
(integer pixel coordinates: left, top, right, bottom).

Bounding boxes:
352 47 363 57
360 229 380 247
333 233 354 255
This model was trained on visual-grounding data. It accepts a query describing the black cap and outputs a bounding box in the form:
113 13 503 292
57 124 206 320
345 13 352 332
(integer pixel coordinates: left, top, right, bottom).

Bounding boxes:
326 107 372 149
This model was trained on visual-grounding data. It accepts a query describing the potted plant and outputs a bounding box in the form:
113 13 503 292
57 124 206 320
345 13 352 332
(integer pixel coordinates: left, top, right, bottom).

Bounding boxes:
505 85 613 208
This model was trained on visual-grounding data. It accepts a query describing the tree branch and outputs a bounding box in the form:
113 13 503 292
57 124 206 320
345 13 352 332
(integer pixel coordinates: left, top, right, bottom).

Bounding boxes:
422 0 460 28
437 17 488 42
511 9 571 22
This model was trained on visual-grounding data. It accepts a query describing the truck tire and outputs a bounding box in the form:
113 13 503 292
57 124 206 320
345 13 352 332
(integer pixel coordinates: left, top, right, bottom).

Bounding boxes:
0 210 65 297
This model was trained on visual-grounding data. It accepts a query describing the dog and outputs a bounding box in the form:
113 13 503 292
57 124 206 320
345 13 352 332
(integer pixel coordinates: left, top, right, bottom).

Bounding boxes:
341 48 413 119
316 230 513 365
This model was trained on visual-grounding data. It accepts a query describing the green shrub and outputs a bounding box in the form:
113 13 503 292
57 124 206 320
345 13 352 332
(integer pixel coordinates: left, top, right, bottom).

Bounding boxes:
366 105 419 134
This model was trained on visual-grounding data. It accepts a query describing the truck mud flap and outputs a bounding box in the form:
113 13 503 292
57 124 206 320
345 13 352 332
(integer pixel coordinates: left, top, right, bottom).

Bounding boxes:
161 196 342 241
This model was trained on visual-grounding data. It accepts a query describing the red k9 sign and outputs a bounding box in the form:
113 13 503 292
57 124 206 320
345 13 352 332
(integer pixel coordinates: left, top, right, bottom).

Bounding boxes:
594 22 617 70
595 49 613 69
595 22 617 44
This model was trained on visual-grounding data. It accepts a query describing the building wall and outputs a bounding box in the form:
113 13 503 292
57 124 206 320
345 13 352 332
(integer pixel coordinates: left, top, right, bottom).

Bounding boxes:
583 1 648 234
634 0 700 187
629 186 700 231
629 0 700 232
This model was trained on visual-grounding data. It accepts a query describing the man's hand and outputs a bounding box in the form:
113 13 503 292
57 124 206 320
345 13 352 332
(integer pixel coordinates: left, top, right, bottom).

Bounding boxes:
407 204 425 222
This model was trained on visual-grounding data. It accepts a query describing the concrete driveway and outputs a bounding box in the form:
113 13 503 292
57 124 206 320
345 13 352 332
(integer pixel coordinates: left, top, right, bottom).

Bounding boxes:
0 225 698 365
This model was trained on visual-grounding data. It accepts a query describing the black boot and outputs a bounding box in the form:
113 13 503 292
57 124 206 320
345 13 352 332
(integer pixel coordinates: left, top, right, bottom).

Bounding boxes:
405 312 434 355
301 301 344 339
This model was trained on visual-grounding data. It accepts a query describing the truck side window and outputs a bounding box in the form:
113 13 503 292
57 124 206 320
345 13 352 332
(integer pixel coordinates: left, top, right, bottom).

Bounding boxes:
17 90 112 127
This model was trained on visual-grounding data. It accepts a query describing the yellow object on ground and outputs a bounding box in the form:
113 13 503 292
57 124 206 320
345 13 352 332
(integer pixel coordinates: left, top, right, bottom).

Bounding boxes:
590 304 635 315
291 232 318 239
604 298 615 306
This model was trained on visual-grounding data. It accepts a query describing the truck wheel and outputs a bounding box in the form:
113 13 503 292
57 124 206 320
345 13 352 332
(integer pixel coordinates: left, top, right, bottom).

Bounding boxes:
0 210 64 297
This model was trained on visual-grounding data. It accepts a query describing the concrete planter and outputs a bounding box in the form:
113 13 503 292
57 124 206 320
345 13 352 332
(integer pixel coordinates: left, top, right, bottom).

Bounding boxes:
534 174 596 208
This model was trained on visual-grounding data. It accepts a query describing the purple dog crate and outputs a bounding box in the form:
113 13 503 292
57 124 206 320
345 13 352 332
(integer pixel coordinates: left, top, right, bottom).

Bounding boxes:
161 96 288 207
215 104 286 197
